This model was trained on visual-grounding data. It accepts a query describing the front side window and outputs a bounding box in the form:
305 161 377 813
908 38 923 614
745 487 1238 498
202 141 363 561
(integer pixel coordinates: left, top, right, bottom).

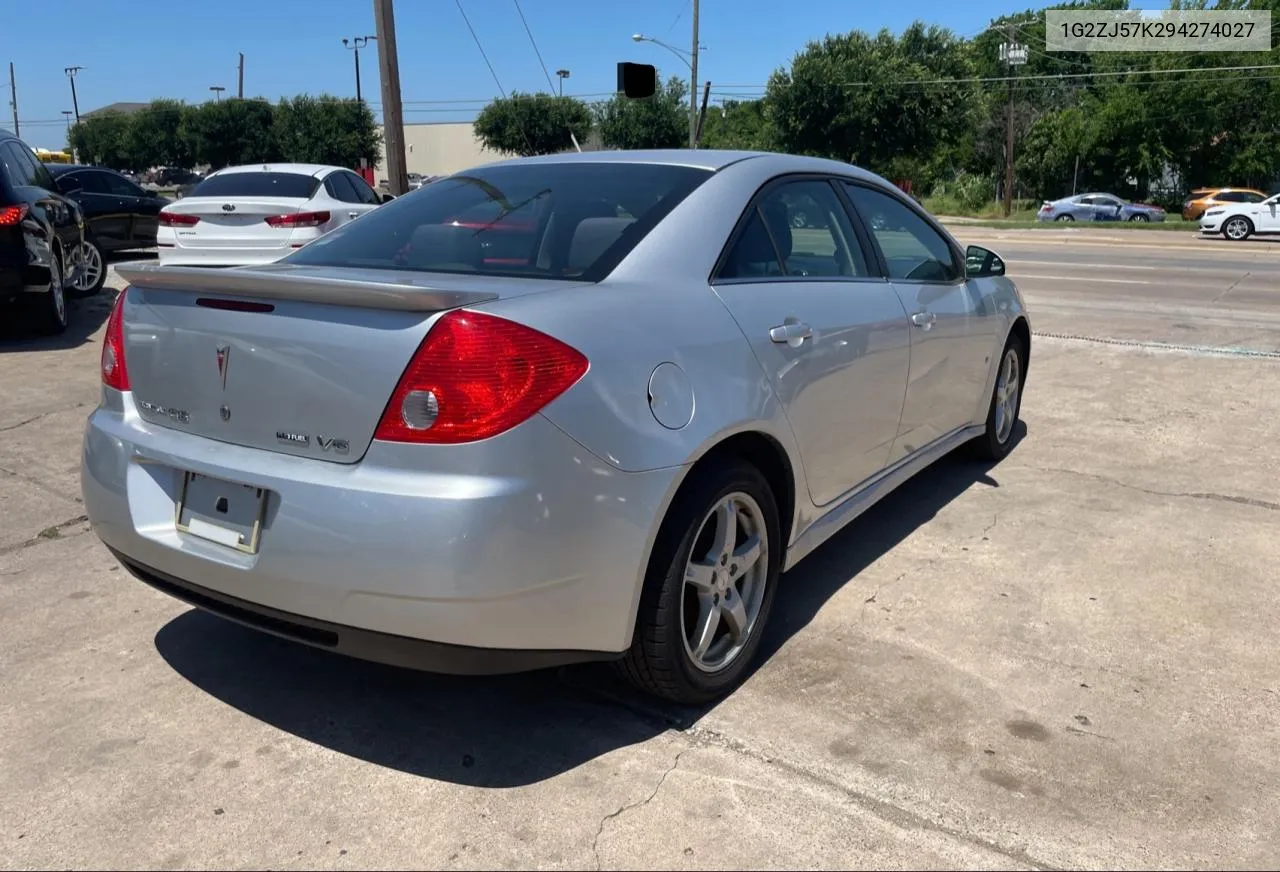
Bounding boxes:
286 162 713 281
0 143 35 186
844 183 960 283
70 171 110 194
102 172 144 198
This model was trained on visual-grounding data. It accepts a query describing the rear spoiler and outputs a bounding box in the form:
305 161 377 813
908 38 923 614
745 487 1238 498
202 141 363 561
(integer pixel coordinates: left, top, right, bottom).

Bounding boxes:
113 262 498 313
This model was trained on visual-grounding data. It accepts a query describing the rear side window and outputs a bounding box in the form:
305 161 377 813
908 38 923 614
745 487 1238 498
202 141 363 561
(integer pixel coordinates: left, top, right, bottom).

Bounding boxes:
286 162 713 282
190 172 320 199
69 171 110 194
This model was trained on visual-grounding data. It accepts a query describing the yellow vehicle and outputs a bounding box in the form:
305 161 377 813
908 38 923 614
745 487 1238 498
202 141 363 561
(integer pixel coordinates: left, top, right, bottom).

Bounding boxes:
1182 187 1268 221
33 148 73 164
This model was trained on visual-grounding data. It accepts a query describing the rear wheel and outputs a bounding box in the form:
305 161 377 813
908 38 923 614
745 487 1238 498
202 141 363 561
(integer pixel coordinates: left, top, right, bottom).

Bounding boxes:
1055 214 1074 222
1223 216 1253 241
1128 214 1149 223
617 459 781 705
67 237 106 297
29 246 69 336
970 332 1026 462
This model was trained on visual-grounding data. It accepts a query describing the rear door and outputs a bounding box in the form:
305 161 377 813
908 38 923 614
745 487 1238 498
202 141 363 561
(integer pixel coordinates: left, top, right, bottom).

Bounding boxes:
323 171 379 229
101 169 162 247
63 170 129 250
840 181 1000 462
711 176 912 507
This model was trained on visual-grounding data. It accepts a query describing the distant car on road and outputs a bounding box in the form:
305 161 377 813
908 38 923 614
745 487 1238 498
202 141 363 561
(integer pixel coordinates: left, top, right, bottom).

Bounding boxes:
0 127 86 335
155 162 394 267
46 163 172 295
1198 191 1280 241
1182 187 1268 221
1037 193 1166 223
84 149 1031 705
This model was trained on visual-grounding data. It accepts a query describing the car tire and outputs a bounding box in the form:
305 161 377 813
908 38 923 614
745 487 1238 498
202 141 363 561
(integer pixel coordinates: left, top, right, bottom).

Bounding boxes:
1055 214 1074 222
969 331 1026 462
1129 214 1149 223
1223 216 1253 241
30 246 69 336
617 458 782 705
66 237 106 298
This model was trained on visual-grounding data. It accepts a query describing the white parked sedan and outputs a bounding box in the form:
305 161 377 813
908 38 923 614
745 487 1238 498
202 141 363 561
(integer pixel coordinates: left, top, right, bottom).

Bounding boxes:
155 163 392 266
1199 192 1280 241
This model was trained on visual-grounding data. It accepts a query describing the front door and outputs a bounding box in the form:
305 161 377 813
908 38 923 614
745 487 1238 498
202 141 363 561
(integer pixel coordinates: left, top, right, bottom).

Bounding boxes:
711 177 912 507
840 181 1000 462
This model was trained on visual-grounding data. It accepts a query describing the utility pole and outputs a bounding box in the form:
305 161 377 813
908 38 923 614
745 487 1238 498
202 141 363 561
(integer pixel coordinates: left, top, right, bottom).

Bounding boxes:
343 36 376 103
238 53 244 99
373 0 408 195
999 24 1026 217
8 63 17 136
64 66 83 124
688 0 700 148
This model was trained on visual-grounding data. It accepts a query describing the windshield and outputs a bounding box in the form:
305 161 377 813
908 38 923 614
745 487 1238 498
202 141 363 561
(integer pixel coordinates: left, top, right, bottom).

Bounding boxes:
284 162 714 282
190 171 320 199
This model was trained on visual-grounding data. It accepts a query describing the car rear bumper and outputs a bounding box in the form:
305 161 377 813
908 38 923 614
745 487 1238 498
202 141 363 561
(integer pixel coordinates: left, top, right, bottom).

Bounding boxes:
82 391 682 668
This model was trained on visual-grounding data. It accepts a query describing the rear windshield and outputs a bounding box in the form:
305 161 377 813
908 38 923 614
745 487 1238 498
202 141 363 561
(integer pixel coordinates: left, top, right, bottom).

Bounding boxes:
190 171 320 199
284 162 713 282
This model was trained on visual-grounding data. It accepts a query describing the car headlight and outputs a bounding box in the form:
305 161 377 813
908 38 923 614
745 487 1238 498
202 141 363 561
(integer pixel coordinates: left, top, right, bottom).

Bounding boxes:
1204 209 1224 217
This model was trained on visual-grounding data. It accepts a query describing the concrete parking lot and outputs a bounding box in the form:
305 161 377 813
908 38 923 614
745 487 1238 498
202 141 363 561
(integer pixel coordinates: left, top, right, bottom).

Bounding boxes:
2 230 1279 870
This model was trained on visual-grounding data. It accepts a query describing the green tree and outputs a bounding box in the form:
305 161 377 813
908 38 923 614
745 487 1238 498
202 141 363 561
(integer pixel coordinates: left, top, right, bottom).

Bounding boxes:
67 111 134 169
766 23 976 180
126 99 193 169
699 99 775 151
181 98 279 170
595 75 689 150
273 95 383 167
473 92 594 156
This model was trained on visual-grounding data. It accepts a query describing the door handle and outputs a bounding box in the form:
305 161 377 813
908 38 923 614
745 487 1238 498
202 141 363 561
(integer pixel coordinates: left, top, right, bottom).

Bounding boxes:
769 321 813 346
910 311 936 329
348 211 360 219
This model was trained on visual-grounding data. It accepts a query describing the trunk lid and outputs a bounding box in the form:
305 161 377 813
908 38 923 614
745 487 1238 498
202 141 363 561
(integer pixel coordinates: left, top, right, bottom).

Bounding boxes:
164 196 309 249
115 262 582 464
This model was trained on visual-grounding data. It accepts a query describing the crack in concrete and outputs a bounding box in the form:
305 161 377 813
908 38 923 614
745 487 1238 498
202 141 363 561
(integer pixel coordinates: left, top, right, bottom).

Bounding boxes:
0 464 82 504
591 749 686 870
1211 271 1250 304
1031 466 1280 512
561 677 1059 871
0 515 90 557
0 402 88 434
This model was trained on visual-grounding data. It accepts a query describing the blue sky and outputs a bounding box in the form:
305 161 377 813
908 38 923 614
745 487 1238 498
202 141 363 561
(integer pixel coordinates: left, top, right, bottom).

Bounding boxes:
9 0 1060 150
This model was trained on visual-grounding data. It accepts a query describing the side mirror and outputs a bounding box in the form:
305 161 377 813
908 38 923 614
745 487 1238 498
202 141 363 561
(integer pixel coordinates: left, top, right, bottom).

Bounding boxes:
381 193 396 204
965 244 1005 278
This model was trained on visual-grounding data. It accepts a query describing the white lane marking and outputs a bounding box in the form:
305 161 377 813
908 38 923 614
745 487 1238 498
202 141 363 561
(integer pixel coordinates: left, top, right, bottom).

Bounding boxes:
1012 273 1153 285
1009 259 1159 270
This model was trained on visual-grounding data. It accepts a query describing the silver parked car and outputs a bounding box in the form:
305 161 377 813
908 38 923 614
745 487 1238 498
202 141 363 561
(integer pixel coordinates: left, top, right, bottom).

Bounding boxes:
82 150 1031 705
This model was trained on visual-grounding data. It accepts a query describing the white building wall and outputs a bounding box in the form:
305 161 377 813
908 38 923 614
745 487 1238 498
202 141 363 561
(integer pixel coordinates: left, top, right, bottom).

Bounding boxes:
372 122 508 180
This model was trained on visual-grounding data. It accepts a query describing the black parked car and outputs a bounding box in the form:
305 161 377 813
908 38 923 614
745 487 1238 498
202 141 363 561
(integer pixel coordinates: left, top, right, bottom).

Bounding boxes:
46 164 170 295
0 128 85 335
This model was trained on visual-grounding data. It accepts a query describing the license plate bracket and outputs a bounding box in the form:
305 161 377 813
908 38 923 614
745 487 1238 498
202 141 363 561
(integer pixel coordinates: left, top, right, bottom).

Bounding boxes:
175 471 268 554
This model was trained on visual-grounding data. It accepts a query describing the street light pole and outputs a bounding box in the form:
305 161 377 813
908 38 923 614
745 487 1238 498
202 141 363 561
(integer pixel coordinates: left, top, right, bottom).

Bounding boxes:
210 86 225 101
556 68 570 97
689 0 699 149
64 66 83 124
343 35 377 103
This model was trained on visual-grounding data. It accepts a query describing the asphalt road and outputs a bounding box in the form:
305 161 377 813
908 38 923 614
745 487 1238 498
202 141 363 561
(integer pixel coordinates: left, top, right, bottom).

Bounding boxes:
2 230 1279 870
953 227 1280 353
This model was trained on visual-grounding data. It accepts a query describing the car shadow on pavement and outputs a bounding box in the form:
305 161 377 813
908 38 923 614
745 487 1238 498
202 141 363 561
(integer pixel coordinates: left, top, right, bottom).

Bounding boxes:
153 422 1026 788
0 287 117 353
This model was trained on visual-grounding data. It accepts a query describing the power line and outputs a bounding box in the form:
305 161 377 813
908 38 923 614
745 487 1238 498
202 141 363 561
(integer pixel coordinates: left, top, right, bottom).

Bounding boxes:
454 0 507 98
512 0 557 93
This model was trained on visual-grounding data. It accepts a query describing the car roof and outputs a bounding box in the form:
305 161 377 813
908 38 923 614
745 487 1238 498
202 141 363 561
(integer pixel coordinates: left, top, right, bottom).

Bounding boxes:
474 148 887 183
208 163 343 178
46 164 116 175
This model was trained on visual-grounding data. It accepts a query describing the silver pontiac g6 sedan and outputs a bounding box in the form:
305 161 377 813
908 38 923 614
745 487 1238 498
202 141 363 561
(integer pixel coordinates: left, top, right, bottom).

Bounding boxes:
83 150 1030 705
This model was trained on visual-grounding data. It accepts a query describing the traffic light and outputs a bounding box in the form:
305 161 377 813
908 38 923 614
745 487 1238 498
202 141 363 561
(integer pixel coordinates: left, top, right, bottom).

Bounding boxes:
617 62 657 99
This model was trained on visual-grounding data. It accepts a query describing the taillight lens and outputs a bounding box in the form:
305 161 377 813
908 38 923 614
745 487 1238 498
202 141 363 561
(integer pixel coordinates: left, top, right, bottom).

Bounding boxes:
264 210 330 228
158 211 199 227
373 310 588 444
101 287 130 391
0 204 30 226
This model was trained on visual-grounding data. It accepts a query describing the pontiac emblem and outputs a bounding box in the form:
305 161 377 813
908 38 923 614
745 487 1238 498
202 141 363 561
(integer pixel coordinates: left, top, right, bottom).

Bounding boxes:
215 344 230 389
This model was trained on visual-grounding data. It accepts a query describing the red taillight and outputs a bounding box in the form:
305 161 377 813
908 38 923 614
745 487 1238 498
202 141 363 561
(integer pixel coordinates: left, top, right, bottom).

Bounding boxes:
264 210 330 228
158 211 199 227
373 310 589 445
101 287 130 391
0 204 30 226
